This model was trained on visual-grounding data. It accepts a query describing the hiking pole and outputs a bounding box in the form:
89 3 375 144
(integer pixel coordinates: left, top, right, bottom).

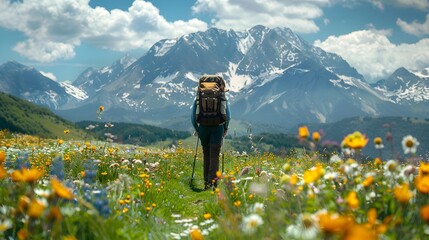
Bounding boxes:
190 136 199 185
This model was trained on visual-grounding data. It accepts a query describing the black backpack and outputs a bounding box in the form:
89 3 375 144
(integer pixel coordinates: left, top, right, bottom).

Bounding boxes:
195 75 227 126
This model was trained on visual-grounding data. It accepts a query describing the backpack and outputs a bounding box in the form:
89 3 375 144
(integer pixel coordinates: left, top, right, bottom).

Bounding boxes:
195 75 227 126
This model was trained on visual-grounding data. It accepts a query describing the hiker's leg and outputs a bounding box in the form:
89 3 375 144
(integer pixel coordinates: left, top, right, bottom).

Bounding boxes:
208 125 224 187
208 143 221 187
198 126 211 188
203 146 210 188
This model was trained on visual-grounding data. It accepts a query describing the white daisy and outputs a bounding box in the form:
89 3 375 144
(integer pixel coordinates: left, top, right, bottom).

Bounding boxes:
401 135 419 154
242 214 263 234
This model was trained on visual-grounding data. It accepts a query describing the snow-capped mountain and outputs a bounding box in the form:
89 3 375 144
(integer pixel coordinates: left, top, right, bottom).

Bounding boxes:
56 25 414 129
73 54 136 96
373 67 429 104
0 61 86 109
2 26 425 130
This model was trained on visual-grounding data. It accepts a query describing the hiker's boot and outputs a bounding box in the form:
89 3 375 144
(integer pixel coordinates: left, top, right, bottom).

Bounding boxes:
208 144 221 187
203 146 210 189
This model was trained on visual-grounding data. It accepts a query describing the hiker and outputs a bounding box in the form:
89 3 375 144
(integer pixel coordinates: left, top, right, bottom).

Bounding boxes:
191 75 230 190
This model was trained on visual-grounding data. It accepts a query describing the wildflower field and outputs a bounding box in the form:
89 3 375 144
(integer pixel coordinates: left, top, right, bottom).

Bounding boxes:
1 125 429 240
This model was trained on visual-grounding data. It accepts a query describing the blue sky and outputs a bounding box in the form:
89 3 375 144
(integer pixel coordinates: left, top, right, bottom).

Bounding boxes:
0 0 428 83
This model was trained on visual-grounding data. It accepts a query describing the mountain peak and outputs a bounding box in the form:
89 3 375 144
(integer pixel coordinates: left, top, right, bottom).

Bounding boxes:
0 61 32 71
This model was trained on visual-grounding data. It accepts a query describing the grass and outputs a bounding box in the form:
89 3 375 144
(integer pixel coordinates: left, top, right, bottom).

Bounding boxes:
1 130 429 239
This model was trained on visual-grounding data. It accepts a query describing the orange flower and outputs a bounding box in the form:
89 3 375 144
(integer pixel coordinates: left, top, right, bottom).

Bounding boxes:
415 175 429 194
11 168 44 183
373 137 382 145
0 166 7 179
190 227 204 240
298 126 309 139
0 151 5 164
394 183 412 204
374 158 382 166
48 206 63 222
367 208 377 225
346 191 359 210
99 105 105 112
203 213 212 220
312 131 320 142
362 175 374 188
28 199 46 218
343 224 377 240
420 205 429 223
318 212 352 233
51 178 74 200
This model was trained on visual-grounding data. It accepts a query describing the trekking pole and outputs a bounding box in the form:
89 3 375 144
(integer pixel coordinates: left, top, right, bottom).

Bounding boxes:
190 136 199 185
221 137 225 174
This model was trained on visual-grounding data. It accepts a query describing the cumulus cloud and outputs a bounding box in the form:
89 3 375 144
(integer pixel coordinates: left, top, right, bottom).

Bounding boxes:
0 0 207 62
314 30 429 82
192 0 330 33
367 0 429 10
397 14 429 36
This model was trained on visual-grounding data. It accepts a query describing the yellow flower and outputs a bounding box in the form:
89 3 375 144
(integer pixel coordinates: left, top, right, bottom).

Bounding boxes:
394 183 412 204
344 131 368 149
58 139 64 145
312 131 320 142
303 165 323 184
11 168 44 183
190 227 204 240
420 205 429 223
346 191 359 210
63 129 70 134
415 175 429 194
99 105 105 112
101 171 107 176
290 174 298 186
122 208 129 213
203 213 212 220
298 126 309 139
18 195 31 213
419 162 429 176
28 199 46 218
374 158 382 166
5 143 11 149
234 200 241 207
63 236 77 240
362 175 374 188
51 178 74 200
0 151 5 164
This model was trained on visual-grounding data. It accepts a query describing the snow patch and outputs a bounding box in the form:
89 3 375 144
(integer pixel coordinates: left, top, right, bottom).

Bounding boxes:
153 72 179 84
155 39 177 57
39 71 57 81
255 91 286 112
121 92 130 99
237 32 255 54
224 62 254 92
100 66 112 74
185 72 199 82
133 84 141 89
60 82 88 100
310 110 326 123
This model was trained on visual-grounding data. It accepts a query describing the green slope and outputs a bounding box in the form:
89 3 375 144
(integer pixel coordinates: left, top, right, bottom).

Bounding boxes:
75 120 191 146
0 92 88 139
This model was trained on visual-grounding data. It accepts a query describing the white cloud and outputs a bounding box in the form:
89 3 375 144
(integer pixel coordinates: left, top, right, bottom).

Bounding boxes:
0 0 207 62
39 71 58 81
314 30 429 82
397 14 429 36
192 0 329 33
